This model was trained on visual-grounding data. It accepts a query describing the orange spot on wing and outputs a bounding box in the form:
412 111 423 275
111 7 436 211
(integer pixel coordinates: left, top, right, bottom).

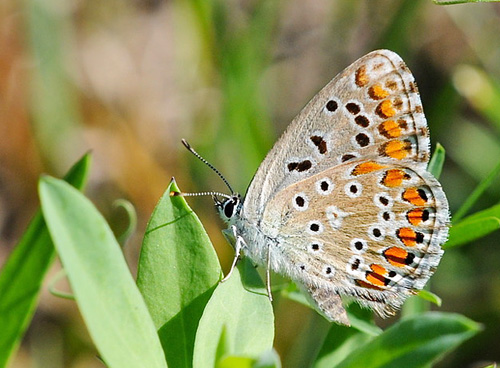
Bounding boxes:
370 264 387 275
382 168 410 187
384 247 408 267
378 120 402 138
397 227 417 247
402 188 427 206
368 84 390 100
352 161 386 176
366 272 387 287
355 66 369 87
380 140 411 160
407 208 425 225
376 100 396 118
356 279 384 290
365 264 390 287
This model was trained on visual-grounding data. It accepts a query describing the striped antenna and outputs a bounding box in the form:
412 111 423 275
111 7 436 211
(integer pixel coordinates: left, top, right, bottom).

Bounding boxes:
169 139 235 198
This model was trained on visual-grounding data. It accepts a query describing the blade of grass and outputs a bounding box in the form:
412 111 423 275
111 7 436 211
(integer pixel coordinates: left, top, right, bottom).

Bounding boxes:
417 289 442 306
313 326 372 368
375 0 423 53
0 153 91 368
39 176 167 368
434 0 500 5
112 199 137 246
136 179 221 368
453 158 500 222
446 216 500 248
428 143 446 179
210 0 279 189
335 312 480 368
25 0 82 171
447 191 500 248
453 65 500 134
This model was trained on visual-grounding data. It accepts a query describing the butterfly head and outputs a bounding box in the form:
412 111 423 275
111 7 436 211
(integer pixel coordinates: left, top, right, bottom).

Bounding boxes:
176 138 242 223
214 194 242 223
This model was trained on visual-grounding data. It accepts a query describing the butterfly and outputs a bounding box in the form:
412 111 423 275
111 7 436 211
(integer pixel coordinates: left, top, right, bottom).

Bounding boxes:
175 50 449 325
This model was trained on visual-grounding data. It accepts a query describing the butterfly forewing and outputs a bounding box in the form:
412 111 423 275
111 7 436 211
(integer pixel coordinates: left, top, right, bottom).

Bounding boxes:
243 50 430 224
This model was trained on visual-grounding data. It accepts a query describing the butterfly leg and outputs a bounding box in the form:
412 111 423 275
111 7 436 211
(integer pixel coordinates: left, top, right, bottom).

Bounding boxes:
266 247 273 301
221 225 244 283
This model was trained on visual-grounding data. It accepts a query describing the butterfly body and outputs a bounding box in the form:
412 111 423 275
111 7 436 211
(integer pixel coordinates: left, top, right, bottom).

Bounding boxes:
213 50 449 325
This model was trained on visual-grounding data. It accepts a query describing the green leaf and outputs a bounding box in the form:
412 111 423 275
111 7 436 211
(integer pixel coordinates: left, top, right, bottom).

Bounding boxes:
193 260 274 368
417 289 442 306
346 309 382 337
39 176 167 368
282 285 381 336
434 0 500 6
335 312 480 368
217 350 281 368
453 158 500 222
0 153 91 368
217 356 254 368
428 143 446 179
446 216 500 248
447 201 500 248
313 325 372 368
136 179 221 368
402 289 443 319
113 199 137 246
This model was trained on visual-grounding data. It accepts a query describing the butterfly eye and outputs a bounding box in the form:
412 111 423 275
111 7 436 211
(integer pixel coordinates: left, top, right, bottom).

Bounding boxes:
223 199 236 218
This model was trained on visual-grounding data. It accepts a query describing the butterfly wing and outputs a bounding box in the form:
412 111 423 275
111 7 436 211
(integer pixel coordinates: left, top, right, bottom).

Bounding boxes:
239 50 449 324
243 50 431 224
262 161 448 323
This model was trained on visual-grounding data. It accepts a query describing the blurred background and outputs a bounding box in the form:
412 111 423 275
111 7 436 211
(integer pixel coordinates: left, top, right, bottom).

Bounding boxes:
1 0 500 366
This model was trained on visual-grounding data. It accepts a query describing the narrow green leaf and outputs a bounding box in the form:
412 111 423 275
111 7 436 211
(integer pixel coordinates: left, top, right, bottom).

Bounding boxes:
434 0 500 6
446 216 500 248
281 284 381 336
428 143 446 179
346 310 383 337
39 176 167 368
401 289 442 319
113 199 137 246
136 179 221 368
193 260 274 368
417 289 442 306
453 158 500 222
335 312 480 368
313 326 372 368
48 269 75 300
0 153 90 368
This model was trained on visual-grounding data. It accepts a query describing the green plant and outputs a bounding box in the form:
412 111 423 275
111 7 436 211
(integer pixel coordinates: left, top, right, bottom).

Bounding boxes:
6 144 500 366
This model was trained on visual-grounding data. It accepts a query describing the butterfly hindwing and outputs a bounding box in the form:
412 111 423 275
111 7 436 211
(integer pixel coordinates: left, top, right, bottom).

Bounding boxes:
260 160 448 321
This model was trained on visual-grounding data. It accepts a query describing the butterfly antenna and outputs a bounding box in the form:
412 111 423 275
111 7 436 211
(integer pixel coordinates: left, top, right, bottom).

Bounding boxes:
170 190 232 200
177 139 235 195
